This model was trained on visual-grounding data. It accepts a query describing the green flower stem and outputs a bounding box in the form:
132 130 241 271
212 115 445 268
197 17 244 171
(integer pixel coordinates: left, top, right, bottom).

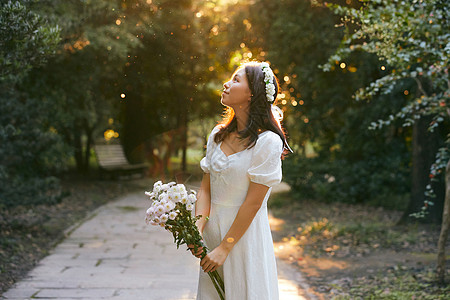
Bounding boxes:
207 271 225 300
210 270 225 291
199 249 225 297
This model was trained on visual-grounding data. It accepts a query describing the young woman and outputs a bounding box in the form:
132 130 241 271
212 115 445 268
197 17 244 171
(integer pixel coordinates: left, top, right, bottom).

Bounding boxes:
188 61 292 299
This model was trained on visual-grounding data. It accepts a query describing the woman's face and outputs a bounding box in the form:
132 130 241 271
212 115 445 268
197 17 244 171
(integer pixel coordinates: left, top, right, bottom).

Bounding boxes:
221 68 252 109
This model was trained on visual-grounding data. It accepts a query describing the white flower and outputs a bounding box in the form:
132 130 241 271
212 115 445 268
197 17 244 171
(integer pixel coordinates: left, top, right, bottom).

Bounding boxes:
186 203 194 211
271 104 283 122
161 184 169 191
266 82 275 95
153 216 161 224
163 201 175 211
154 185 162 193
167 181 176 187
172 192 182 203
160 214 169 223
181 197 189 205
168 211 178 220
162 194 170 203
261 62 276 102
188 194 197 204
177 184 187 192
154 180 162 187
156 205 165 215
146 207 155 215
190 189 197 195
150 220 159 226
145 191 153 197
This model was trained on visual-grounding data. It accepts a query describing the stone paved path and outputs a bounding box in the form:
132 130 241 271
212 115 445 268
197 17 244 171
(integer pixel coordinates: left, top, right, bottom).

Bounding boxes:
3 181 315 300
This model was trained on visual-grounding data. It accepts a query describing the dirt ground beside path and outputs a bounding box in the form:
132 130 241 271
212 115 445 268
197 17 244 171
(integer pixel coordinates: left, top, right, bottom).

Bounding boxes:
268 192 450 299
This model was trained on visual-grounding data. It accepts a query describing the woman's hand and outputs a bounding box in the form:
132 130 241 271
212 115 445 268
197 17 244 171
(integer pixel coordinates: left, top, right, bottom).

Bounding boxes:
200 244 230 273
187 243 204 258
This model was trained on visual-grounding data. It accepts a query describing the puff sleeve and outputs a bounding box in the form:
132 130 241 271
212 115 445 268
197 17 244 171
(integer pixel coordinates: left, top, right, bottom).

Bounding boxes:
247 132 284 187
199 125 221 173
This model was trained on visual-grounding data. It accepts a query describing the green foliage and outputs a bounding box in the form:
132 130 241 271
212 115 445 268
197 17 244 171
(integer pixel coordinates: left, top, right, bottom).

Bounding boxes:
0 1 66 207
283 150 410 210
322 0 449 130
0 90 70 207
321 0 449 216
0 1 60 83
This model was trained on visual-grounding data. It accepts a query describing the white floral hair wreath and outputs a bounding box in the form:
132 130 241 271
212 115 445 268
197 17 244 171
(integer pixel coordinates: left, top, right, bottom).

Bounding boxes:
261 62 276 102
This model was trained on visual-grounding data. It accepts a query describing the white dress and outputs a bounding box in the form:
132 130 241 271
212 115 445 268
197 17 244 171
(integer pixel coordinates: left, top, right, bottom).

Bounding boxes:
196 125 283 300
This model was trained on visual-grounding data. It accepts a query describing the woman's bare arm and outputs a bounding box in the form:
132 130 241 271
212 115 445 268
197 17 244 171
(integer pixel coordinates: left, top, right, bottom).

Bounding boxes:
194 172 211 234
200 181 269 272
219 181 269 251
188 172 211 258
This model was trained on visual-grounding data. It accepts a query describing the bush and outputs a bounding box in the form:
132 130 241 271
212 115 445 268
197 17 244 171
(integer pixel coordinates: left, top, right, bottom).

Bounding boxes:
0 93 70 208
283 150 410 210
0 2 66 208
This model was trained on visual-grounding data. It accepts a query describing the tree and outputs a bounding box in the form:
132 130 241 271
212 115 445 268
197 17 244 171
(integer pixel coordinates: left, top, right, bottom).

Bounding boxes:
322 0 449 283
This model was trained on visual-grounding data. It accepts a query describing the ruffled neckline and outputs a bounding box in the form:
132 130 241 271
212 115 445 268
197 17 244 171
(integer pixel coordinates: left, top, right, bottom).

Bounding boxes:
210 131 272 173
218 141 247 158
219 130 271 157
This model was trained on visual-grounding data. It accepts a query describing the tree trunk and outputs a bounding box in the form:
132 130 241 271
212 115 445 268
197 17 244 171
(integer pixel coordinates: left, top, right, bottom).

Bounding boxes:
400 115 444 224
436 158 450 283
122 92 146 164
181 112 188 173
83 127 93 172
73 131 84 173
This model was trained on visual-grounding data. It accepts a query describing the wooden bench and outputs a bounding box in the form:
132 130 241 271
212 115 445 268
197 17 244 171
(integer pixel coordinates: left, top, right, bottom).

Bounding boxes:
94 144 148 179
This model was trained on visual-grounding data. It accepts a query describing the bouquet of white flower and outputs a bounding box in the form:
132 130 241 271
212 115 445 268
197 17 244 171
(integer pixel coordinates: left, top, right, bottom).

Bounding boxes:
145 180 225 300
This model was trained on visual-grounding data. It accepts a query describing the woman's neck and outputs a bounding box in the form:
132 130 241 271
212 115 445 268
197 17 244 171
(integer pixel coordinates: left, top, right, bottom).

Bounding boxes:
234 106 249 132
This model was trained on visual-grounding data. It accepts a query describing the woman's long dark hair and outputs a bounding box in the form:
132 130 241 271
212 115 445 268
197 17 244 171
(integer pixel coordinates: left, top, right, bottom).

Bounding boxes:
214 61 293 159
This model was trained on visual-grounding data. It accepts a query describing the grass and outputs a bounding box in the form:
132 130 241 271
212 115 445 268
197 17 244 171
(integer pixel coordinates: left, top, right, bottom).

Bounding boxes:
268 191 449 299
117 205 140 212
333 266 450 300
